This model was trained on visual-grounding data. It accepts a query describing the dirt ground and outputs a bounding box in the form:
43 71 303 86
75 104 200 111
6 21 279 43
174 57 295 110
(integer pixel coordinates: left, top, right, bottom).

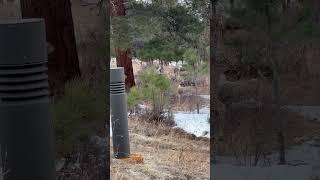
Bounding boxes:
111 117 210 180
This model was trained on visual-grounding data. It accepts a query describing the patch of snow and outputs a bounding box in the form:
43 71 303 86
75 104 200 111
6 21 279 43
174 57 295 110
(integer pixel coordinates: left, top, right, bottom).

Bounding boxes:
173 107 210 138
213 164 313 180
137 104 147 109
110 104 211 139
214 141 320 179
268 142 320 168
168 61 183 68
213 105 320 179
199 95 210 100
284 106 320 122
133 58 142 63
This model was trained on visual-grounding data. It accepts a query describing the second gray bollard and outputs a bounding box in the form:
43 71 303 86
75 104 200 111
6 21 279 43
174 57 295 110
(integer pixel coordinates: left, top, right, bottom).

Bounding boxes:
110 67 130 159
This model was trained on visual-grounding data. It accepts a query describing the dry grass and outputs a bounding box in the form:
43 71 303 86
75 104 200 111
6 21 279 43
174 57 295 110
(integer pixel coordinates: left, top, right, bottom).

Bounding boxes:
216 103 320 158
0 1 20 18
111 117 210 180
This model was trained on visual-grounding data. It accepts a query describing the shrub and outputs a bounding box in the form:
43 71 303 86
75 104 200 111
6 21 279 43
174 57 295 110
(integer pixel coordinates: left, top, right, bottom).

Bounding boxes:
52 78 106 154
127 86 142 110
128 68 173 123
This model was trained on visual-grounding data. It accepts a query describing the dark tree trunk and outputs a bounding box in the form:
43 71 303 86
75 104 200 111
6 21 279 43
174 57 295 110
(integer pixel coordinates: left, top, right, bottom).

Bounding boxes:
287 0 291 9
273 69 286 164
312 0 320 24
211 0 221 165
115 49 135 89
265 0 286 165
111 0 135 90
230 0 234 11
282 0 287 13
20 0 81 96
101 0 110 179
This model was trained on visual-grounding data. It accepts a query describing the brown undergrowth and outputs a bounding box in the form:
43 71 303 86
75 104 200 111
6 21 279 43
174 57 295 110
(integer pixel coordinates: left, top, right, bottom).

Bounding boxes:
111 116 210 180
215 104 320 165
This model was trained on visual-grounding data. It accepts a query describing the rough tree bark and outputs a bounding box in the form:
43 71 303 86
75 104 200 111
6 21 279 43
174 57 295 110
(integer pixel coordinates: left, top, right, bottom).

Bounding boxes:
265 1 285 164
230 0 234 11
111 0 135 89
20 0 81 96
273 68 286 164
100 1 110 179
312 0 320 24
211 0 222 165
282 0 287 13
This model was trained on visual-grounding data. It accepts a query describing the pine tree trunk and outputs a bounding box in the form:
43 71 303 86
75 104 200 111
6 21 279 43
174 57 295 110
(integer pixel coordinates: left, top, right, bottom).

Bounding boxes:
273 69 286 164
111 0 135 90
282 0 287 13
101 1 110 179
20 0 81 96
196 86 200 114
230 0 234 11
193 65 200 114
115 49 135 89
211 0 221 165
313 0 320 24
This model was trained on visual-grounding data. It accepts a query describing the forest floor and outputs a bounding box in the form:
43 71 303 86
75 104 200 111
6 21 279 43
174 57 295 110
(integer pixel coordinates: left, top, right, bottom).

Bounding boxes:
212 105 320 180
110 117 210 180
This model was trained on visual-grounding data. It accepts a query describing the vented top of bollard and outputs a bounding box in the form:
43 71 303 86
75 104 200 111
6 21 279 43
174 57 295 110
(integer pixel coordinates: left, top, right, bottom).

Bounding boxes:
110 67 125 83
0 18 47 66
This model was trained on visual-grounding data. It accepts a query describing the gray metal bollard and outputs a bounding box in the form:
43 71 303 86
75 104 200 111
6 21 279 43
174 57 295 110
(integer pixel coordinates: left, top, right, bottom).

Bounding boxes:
110 67 130 159
0 18 55 180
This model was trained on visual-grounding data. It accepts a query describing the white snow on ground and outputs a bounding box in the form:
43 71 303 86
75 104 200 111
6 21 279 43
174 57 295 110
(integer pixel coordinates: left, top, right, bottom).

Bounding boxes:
110 100 211 139
268 142 320 169
173 107 210 138
198 95 210 100
213 164 313 180
214 141 320 179
214 142 320 179
111 109 211 138
168 61 183 68
213 105 320 180
284 106 320 122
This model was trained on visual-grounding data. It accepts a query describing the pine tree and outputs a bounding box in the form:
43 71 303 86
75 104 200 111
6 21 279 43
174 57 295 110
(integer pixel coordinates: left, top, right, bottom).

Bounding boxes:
111 0 136 89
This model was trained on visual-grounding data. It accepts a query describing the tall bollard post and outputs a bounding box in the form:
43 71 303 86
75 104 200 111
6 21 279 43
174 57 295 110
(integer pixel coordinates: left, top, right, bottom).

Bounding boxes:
110 67 130 159
0 19 55 180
